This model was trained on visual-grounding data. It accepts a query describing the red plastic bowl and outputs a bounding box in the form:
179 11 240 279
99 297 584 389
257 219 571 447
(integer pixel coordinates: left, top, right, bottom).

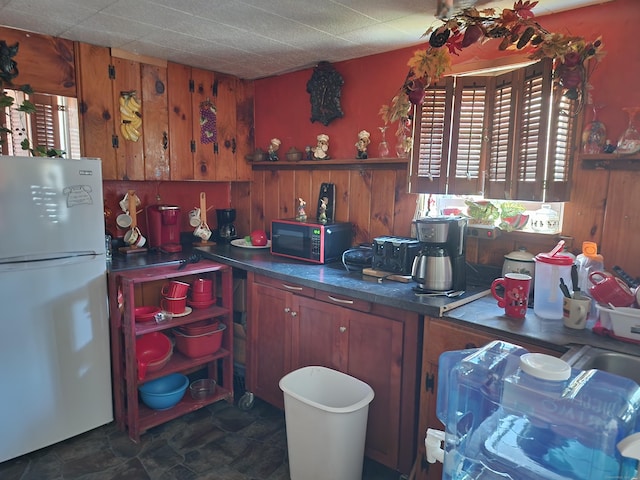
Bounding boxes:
136 332 172 379
173 323 226 358
135 306 162 322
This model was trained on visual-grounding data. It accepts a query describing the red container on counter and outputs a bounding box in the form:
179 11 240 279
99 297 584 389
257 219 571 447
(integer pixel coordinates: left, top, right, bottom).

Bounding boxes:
173 323 226 358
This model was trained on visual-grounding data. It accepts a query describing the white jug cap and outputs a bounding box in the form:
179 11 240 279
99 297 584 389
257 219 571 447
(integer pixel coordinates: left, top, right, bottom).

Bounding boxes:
520 353 571 381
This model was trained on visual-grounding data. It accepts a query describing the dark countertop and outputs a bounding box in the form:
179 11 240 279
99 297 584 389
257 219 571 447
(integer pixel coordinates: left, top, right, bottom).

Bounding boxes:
108 243 640 357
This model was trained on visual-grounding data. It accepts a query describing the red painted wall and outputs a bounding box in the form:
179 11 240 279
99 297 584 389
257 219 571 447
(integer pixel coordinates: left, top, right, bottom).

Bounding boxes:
255 0 640 159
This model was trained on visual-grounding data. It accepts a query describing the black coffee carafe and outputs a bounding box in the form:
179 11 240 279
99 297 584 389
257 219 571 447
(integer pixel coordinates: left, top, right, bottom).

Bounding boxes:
216 208 237 243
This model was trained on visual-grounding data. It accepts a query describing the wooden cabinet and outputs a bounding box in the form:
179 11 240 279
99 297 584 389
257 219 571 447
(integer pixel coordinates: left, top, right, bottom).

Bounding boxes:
167 63 251 181
415 317 563 480
108 260 234 441
246 272 420 473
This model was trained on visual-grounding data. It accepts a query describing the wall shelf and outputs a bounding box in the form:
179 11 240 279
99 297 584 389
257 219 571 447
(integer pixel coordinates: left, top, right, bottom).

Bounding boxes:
581 153 640 170
250 157 409 171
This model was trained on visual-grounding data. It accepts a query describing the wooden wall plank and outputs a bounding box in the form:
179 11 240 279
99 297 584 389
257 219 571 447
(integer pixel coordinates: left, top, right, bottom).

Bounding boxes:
75 43 117 179
369 170 396 239
215 73 237 181
235 80 254 182
167 62 193 180
141 64 169 181
191 68 215 181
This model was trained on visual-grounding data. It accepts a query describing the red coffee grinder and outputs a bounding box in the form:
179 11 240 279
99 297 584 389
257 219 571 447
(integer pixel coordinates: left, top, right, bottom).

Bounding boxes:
146 205 182 253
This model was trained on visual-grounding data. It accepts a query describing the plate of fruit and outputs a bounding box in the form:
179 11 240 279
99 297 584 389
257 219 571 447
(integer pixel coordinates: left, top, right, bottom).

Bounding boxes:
232 230 271 249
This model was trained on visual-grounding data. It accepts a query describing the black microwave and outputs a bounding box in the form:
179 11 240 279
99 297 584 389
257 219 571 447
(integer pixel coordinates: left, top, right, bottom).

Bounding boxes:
271 219 352 264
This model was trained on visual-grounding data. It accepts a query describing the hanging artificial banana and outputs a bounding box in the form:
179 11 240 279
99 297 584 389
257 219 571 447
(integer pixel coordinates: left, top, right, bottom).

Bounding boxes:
119 91 142 142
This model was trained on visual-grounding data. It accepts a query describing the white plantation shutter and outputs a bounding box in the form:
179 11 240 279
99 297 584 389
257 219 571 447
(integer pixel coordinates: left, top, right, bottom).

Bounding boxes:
410 58 576 202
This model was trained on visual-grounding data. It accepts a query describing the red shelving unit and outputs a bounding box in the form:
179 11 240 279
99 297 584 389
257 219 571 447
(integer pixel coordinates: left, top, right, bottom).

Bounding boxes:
108 260 234 441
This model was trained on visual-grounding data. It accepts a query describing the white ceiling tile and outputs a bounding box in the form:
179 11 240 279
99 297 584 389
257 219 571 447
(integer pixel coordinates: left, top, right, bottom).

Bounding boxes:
0 0 613 79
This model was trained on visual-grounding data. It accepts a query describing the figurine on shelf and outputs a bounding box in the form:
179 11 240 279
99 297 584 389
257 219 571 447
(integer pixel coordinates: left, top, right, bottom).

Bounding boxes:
313 134 330 160
355 130 371 159
267 138 281 161
296 198 307 222
305 145 313 160
318 196 328 224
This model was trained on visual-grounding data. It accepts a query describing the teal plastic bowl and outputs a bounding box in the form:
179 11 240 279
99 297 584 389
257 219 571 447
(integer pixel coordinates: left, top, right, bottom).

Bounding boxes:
138 373 189 410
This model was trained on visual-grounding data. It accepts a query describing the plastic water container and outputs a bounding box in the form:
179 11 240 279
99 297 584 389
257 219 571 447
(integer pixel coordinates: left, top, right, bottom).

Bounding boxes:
279 366 374 480
533 252 573 319
431 341 640 480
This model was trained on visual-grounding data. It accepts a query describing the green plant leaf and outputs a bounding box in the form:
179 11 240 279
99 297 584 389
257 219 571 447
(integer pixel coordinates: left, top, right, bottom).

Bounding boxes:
18 84 34 95
17 99 37 114
20 138 31 151
0 93 14 108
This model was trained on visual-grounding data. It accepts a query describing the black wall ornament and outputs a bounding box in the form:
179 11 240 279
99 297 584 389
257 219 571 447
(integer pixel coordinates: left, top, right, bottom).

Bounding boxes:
306 61 344 126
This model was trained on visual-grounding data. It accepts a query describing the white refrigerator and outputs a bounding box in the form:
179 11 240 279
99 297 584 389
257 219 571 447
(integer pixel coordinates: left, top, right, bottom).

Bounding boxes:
0 155 113 463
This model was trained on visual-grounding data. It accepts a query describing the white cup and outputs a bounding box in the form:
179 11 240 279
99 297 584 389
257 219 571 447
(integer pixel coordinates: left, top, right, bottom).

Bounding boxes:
119 192 140 213
189 208 201 227
193 223 212 241
116 213 132 229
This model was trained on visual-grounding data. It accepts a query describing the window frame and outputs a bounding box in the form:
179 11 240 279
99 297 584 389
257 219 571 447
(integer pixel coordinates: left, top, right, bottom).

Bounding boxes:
409 58 576 202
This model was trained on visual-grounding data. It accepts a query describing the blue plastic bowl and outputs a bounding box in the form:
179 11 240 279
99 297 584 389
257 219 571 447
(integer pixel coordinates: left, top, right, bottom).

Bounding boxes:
138 373 189 410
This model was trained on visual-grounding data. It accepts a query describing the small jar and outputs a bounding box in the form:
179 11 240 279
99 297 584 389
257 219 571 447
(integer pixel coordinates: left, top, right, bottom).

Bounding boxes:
531 205 559 233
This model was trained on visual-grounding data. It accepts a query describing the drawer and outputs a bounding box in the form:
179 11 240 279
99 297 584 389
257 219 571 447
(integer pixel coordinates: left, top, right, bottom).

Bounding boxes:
314 290 372 313
253 273 315 298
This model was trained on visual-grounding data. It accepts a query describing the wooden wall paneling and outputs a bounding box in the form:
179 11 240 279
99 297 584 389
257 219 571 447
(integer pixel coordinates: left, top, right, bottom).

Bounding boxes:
75 43 117 179
191 68 215 181
251 170 267 232
278 170 295 218
167 62 194 180
230 182 251 237
293 170 313 220
140 64 169 181
600 170 640 276
369 169 396 239
562 168 608 252
235 80 254 182
349 169 374 244
264 170 282 230
393 168 418 238
0 27 76 98
214 73 237 181
112 58 143 180
330 170 350 224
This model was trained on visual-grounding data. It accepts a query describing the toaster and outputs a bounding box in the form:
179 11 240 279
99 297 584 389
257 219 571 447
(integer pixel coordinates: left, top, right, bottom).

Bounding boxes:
371 236 421 275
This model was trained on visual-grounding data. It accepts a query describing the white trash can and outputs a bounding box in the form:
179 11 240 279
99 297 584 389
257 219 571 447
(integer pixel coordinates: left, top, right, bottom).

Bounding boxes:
279 366 375 480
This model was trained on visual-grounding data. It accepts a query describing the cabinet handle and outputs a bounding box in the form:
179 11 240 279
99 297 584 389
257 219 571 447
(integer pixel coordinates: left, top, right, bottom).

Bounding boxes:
327 295 354 305
284 307 291 313
339 326 346 333
290 311 297 317
282 284 303 291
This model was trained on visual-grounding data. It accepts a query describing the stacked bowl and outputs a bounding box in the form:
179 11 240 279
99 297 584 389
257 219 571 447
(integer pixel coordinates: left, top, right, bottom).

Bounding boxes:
173 322 226 358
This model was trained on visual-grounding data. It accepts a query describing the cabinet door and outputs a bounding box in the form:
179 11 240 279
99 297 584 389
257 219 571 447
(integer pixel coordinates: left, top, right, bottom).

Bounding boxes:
293 295 345 370
76 43 117 179
112 58 144 180
347 310 404 471
141 64 169 180
214 73 237 181
294 296 404 470
191 67 216 181
247 282 292 409
167 62 194 180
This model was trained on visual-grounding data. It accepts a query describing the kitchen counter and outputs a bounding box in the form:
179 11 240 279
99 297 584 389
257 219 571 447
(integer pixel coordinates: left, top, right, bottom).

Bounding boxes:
108 243 640 357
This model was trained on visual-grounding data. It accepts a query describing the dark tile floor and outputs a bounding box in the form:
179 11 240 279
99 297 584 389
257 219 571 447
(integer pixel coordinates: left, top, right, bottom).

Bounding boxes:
0 397 403 480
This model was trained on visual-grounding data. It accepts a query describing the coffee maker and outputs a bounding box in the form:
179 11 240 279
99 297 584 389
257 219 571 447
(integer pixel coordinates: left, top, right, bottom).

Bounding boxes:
216 208 237 243
411 216 467 292
146 205 182 253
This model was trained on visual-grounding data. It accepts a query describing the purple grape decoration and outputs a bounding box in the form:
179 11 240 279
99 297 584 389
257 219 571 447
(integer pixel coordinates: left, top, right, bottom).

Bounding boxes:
200 102 217 144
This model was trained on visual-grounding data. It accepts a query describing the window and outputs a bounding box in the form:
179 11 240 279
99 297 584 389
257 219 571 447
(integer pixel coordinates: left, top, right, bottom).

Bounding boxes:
1 90 80 158
409 59 576 202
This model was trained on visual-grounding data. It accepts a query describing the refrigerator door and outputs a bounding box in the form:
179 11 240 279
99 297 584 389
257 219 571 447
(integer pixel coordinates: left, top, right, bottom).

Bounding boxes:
0 156 105 261
0 254 112 462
